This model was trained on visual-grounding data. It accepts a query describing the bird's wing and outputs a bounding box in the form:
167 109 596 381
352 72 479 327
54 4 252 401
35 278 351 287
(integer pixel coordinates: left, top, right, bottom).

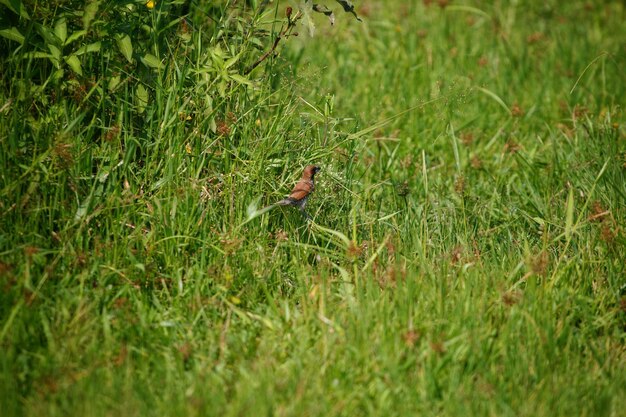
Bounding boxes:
289 182 311 201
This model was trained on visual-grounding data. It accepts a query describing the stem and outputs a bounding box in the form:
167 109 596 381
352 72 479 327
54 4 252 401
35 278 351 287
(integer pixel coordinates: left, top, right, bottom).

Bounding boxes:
245 12 301 75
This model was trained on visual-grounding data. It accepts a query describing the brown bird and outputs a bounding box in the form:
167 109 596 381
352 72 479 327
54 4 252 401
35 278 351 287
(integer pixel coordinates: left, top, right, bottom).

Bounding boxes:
274 165 320 219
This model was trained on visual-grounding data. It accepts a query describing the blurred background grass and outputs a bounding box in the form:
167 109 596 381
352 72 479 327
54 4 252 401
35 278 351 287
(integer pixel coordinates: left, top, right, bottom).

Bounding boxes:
1 1 625 416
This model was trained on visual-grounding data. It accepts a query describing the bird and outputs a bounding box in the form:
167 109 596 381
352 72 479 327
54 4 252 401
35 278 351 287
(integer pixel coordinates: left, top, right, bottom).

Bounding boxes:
272 165 320 220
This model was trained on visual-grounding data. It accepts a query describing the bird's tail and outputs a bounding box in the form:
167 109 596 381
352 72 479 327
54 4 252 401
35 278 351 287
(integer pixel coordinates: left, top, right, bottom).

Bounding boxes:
254 200 312 221
256 200 287 213
275 198 292 206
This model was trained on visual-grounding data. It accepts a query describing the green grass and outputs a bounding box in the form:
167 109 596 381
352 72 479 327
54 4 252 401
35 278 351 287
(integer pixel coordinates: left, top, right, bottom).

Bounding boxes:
1 1 626 416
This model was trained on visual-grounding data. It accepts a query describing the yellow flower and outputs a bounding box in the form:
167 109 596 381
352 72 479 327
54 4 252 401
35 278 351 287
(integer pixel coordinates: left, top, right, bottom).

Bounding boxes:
146 1 155 9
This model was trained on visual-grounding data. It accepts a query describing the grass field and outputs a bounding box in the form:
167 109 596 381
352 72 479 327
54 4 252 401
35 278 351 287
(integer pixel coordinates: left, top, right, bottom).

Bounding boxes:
1 1 625 416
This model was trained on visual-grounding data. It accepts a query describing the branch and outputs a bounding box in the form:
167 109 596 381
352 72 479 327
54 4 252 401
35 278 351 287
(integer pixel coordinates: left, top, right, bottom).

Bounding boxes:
245 9 301 75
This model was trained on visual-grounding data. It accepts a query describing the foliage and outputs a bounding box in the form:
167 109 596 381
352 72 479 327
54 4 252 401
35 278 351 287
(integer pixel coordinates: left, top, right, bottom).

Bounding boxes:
1 1 626 416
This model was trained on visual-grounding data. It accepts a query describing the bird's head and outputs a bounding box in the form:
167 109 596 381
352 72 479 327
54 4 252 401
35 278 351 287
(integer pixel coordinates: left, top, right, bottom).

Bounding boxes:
303 165 321 178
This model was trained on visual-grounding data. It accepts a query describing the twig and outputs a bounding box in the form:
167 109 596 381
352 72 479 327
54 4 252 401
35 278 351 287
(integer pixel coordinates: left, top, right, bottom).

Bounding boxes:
245 11 301 75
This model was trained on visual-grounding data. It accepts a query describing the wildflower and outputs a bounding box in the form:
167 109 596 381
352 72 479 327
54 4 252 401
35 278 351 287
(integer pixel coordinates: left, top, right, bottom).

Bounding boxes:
146 1 155 9
511 102 525 117
216 120 231 137
403 330 420 347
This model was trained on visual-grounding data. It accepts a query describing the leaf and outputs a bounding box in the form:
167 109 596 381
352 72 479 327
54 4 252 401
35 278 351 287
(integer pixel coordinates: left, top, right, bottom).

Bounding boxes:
449 125 461 172
116 34 133 63
54 18 67 43
229 73 252 86
47 44 61 66
445 5 490 18
249 36 264 48
224 54 240 69
0 27 24 44
312 223 350 247
0 0 30 19
565 188 574 240
135 84 148 113
217 80 227 98
74 41 100 55
335 0 362 21
108 75 121 91
345 96 446 140
74 198 89 221
362 235 391 273
65 55 83 75
52 68 64 82
23 51 53 59
570 52 609 95
209 46 225 69
36 23 60 48
140 53 162 69
83 1 100 30
65 30 87 46
312 4 335 25
476 86 511 115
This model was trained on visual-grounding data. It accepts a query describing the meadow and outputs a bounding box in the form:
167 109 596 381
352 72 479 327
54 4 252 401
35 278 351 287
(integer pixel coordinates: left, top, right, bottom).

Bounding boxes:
1 1 625 416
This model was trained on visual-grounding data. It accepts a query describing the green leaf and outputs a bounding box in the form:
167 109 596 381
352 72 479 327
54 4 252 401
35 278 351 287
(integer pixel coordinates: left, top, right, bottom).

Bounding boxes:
74 197 89 221
108 75 121 91
116 34 133 63
565 188 574 240
65 30 87 46
65 55 83 76
0 0 30 19
135 84 148 113
210 46 225 70
217 80 227 98
36 23 60 47
52 69 64 82
476 86 511 115
211 44 224 59
362 236 392 273
140 53 162 69
74 41 100 55
445 5 490 18
0 27 25 44
224 54 240 69
47 44 61 66
23 51 53 59
82 1 100 30
249 37 263 48
229 73 252 86
54 18 67 43
312 223 350 247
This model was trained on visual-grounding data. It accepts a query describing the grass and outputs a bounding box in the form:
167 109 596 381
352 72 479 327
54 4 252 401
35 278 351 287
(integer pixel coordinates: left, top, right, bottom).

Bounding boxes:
1 1 625 416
